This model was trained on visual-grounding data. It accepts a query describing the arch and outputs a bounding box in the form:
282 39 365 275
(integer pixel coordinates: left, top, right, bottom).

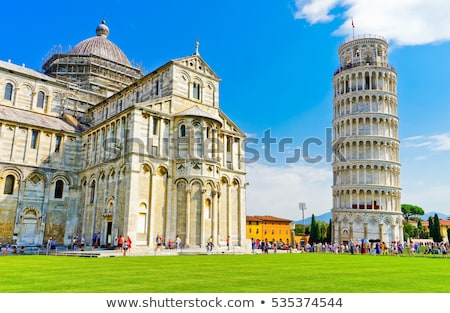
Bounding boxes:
4 82 14 100
383 216 393 225
140 163 153 175
189 75 203 100
179 124 187 137
232 177 243 186
36 91 46 108
50 174 71 186
174 178 188 189
80 176 88 189
1 167 23 181
88 179 96 204
108 166 117 178
179 70 191 82
368 216 379 226
99 169 107 182
119 164 128 178
189 178 204 189
220 176 230 185
3 174 16 194
156 165 168 176
353 214 364 225
54 179 64 199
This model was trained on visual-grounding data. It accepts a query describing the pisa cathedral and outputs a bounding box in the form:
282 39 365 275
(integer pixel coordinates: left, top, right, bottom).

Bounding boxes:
0 20 247 250
331 35 403 245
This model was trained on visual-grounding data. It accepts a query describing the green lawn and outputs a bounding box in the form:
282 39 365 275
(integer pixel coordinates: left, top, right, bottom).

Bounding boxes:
0 253 448 293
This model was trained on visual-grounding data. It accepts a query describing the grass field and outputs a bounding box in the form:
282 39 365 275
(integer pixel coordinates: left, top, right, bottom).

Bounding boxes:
0 253 448 293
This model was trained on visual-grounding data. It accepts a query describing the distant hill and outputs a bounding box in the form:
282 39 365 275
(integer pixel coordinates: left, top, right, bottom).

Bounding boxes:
422 211 449 220
294 211 449 225
294 212 332 225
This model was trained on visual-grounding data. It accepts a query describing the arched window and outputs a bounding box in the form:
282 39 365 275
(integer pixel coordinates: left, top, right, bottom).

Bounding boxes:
4 174 15 194
192 82 201 100
180 125 186 137
153 118 159 135
55 135 62 153
54 180 64 199
4 83 13 100
31 130 39 149
135 91 140 103
37 91 45 108
89 181 96 203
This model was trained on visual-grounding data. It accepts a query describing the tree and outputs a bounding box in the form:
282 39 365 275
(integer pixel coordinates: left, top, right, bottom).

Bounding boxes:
428 216 434 240
326 219 332 243
403 222 416 241
433 214 442 242
316 221 328 243
294 224 306 236
401 204 425 221
308 214 320 244
417 219 425 239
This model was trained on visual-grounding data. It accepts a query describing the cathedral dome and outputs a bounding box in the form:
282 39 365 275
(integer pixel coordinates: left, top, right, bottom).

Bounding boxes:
70 20 131 66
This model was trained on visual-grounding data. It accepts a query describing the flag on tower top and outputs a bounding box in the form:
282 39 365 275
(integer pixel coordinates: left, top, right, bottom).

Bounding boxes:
352 18 354 28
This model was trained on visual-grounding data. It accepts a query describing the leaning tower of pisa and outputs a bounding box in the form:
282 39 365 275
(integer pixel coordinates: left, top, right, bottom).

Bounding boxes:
331 35 403 245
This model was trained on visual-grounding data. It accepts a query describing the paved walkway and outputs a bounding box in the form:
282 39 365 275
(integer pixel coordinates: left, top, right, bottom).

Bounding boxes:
38 246 248 257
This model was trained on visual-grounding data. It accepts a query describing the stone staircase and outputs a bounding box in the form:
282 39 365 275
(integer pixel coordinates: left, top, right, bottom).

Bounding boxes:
17 244 249 258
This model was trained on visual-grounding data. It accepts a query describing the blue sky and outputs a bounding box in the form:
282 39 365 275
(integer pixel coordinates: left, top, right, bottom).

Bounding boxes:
1 0 449 220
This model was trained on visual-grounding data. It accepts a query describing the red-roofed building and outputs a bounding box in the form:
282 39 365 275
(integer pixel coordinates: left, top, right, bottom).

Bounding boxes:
421 219 450 243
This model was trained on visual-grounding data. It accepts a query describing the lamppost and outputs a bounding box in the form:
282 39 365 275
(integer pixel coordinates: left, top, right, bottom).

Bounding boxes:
299 202 307 227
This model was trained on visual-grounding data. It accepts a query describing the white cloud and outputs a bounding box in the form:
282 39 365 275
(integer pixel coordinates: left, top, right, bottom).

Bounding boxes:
430 133 450 151
294 0 450 46
245 162 332 220
402 133 450 151
293 0 340 23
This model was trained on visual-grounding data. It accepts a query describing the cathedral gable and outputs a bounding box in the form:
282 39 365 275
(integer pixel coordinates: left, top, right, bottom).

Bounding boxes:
172 55 220 81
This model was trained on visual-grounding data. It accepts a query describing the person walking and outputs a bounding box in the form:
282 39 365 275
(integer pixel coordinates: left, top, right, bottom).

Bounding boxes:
176 235 181 253
117 235 124 251
126 236 132 255
207 236 213 254
440 242 448 258
123 239 129 256
46 237 53 255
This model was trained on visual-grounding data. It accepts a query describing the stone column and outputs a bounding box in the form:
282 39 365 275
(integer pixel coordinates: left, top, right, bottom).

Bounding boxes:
92 176 102 244
148 173 156 248
164 175 173 247
239 184 246 247
111 169 120 246
171 182 177 240
40 176 51 242
337 221 342 244
379 223 383 242
185 188 191 247
349 221 353 240
212 190 218 245
200 186 206 246
227 183 231 243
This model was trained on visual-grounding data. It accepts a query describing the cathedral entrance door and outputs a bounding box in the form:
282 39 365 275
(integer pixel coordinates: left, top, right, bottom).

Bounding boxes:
19 209 39 245
106 221 112 246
